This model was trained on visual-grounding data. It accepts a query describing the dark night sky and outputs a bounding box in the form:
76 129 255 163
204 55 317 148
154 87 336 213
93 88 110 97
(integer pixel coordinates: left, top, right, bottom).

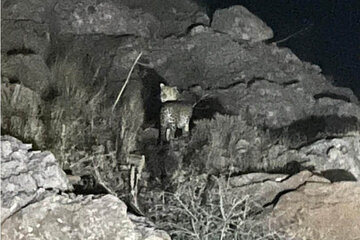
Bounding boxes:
200 0 360 98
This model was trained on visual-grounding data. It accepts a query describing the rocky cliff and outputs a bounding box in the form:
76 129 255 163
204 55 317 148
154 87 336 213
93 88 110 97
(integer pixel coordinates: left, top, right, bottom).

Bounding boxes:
2 0 360 239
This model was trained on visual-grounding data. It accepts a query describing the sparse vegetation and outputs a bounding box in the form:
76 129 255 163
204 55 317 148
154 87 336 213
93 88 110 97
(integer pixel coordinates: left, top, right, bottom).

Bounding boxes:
143 170 286 240
47 53 145 198
48 56 113 169
188 114 271 173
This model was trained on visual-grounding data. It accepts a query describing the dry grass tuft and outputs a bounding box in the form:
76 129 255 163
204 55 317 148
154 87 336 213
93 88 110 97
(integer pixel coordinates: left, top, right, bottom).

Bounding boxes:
48 56 113 169
188 114 271 173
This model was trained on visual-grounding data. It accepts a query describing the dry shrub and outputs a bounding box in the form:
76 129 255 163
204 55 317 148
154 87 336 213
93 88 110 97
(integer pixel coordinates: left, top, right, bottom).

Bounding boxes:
69 144 124 196
48 54 146 198
188 114 271 173
48 57 113 168
143 171 286 240
115 77 145 164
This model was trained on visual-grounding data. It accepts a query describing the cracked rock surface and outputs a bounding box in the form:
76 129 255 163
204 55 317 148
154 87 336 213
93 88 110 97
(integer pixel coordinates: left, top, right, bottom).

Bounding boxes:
220 170 330 209
54 0 160 37
212 5 273 42
118 0 210 37
1 135 72 223
218 171 360 239
269 181 360 240
1 136 170 240
1 194 170 240
266 133 360 180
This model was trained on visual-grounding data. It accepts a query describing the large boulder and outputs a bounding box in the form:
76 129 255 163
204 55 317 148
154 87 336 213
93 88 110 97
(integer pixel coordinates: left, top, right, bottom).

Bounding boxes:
2 54 51 97
212 5 273 42
296 134 360 180
301 135 360 179
1 83 47 148
1 136 72 223
1 20 51 60
269 181 360 240
1 0 53 60
1 194 170 240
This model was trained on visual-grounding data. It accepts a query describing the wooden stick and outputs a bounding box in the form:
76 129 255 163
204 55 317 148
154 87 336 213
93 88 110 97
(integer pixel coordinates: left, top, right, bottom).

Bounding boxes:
112 51 143 112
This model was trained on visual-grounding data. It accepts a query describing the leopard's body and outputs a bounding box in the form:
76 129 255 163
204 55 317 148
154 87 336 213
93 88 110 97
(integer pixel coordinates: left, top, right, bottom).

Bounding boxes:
159 83 193 142
160 102 193 142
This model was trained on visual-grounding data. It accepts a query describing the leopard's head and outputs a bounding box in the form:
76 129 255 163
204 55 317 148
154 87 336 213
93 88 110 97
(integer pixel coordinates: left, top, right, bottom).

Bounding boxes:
160 83 180 103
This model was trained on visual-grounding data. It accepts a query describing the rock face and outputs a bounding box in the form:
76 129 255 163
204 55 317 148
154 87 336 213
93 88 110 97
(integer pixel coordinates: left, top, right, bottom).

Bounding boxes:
1 135 72 223
119 0 210 37
224 171 330 208
1 0 54 23
54 0 160 37
147 26 360 175
2 1 360 239
214 171 360 239
2 54 51 97
1 136 170 240
1 194 170 240
1 0 52 60
188 170 359 239
149 30 359 127
299 134 360 180
3 0 358 178
1 20 51 59
269 181 360 240
1 83 47 148
212 5 273 42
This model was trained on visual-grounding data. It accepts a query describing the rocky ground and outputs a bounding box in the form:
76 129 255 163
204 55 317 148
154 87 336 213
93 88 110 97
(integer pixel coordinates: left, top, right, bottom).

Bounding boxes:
1 136 170 240
2 0 360 239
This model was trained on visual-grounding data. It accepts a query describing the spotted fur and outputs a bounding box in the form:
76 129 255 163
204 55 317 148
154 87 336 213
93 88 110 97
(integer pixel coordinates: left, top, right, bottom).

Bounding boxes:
160 102 193 142
159 83 193 142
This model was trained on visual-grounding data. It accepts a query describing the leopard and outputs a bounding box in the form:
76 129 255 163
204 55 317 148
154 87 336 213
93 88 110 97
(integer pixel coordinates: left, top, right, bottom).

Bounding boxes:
159 83 193 142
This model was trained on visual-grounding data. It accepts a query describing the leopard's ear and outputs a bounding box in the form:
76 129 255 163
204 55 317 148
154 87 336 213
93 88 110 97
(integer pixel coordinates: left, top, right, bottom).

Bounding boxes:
160 83 165 89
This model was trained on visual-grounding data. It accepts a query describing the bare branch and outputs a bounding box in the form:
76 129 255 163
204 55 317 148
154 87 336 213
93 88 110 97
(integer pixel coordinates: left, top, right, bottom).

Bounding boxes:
112 51 143 112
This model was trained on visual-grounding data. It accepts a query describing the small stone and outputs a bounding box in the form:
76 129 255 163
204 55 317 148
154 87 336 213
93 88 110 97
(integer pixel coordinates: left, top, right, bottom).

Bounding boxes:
61 226 71 232
1 141 13 158
20 143 32 151
10 151 28 162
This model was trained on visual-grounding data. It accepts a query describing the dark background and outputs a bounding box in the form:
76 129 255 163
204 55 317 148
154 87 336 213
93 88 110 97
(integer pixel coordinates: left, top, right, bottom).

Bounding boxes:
199 0 360 98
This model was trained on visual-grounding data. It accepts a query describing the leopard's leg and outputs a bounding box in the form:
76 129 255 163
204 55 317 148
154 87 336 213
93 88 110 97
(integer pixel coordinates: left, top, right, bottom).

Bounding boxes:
160 124 168 143
182 119 190 137
167 123 176 141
